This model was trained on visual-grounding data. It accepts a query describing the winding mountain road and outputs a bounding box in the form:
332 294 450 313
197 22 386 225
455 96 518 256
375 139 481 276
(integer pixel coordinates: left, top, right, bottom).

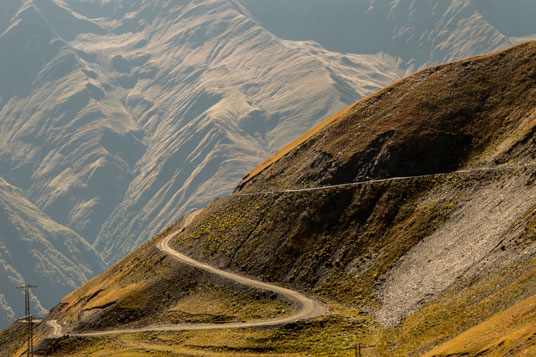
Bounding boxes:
45 163 532 338
46 215 324 338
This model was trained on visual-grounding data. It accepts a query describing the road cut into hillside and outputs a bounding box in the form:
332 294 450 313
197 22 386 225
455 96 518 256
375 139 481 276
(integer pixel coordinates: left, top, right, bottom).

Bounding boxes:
46 214 324 338
45 163 534 338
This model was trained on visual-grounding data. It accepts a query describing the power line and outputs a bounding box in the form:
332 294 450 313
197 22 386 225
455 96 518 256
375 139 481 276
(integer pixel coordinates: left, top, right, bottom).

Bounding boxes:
17 284 37 357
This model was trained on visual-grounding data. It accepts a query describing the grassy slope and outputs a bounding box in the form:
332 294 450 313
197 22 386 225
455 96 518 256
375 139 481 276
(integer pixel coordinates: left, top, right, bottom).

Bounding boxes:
39 169 536 356
237 42 536 193
174 169 536 356
392 257 536 356
424 287 536 357
175 42 536 355
49 224 291 334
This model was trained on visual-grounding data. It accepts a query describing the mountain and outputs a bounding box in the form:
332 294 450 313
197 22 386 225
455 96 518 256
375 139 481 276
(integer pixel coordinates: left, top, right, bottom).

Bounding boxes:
0 176 104 329
3 41 535 356
0 0 403 330
0 0 529 331
471 0 536 41
236 0 512 70
0 0 407 267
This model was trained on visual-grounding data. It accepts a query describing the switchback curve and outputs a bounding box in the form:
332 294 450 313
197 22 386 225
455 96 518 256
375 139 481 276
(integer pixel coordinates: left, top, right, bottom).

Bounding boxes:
46 220 324 338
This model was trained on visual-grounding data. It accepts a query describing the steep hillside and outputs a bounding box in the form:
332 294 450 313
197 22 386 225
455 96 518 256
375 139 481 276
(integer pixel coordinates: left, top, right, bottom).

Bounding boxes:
4 41 536 356
423 291 536 356
0 176 104 330
177 42 536 356
237 42 536 193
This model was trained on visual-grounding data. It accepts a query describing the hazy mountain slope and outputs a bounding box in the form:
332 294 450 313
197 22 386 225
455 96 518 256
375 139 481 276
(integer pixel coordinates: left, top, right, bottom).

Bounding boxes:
0 0 134 329
0 176 104 329
0 0 142 245
471 0 536 38
54 0 404 263
0 0 21 36
13 42 536 356
236 0 513 69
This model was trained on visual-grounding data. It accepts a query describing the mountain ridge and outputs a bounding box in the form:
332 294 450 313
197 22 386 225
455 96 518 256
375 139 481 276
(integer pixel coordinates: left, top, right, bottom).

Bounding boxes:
237 41 536 193
236 0 513 69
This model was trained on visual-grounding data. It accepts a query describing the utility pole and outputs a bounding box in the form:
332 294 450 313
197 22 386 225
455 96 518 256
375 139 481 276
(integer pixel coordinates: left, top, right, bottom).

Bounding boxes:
17 284 37 357
343 342 377 357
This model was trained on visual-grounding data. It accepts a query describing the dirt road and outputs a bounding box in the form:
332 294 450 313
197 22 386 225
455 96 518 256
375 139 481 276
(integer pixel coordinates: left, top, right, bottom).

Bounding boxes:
46 164 529 338
46 213 324 337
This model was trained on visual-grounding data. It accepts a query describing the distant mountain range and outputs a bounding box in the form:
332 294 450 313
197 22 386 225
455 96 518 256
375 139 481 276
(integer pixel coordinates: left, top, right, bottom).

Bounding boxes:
0 0 534 329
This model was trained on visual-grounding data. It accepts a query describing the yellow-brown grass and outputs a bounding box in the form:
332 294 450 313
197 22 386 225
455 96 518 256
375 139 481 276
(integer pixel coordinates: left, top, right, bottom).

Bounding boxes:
423 292 536 356
238 105 352 187
237 41 536 193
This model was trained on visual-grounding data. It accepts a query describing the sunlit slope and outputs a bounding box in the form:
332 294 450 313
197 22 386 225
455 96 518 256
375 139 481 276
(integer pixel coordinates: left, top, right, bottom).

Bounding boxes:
238 42 536 193
423 273 536 356
427 294 536 356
